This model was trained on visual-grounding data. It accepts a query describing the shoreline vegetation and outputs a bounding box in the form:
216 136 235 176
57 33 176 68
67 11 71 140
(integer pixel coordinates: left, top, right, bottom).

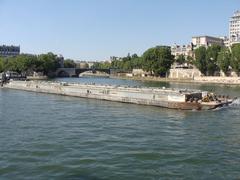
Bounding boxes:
1 44 240 87
94 44 240 78
110 75 240 86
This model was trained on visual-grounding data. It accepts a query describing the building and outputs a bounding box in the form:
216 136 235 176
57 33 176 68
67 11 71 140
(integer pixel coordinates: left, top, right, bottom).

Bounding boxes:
0 45 20 57
229 10 240 45
192 36 224 48
171 44 193 59
219 36 230 47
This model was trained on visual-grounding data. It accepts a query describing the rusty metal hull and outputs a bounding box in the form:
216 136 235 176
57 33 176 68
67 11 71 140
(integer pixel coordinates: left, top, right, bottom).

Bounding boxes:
167 102 202 110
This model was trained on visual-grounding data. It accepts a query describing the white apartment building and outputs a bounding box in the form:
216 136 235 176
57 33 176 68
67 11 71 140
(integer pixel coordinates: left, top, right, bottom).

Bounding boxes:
192 36 224 48
229 10 240 45
171 44 193 58
219 36 230 47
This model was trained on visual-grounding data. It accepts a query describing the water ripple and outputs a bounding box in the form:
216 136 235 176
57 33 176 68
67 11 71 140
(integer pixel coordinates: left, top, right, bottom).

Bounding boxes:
1 78 240 179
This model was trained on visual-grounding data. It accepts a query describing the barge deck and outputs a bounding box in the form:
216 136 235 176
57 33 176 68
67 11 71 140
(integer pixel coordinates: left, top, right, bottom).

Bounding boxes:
2 80 234 110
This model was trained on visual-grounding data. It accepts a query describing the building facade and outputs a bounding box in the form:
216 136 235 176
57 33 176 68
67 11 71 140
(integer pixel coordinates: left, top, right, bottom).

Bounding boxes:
192 36 224 48
229 10 240 45
171 44 193 59
0 45 20 57
219 36 230 47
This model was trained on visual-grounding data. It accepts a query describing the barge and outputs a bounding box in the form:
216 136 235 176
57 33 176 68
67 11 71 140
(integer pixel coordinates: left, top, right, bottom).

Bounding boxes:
3 80 235 110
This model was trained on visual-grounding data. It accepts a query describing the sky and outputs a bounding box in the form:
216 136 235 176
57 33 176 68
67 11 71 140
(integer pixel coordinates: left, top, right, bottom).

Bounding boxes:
0 0 239 61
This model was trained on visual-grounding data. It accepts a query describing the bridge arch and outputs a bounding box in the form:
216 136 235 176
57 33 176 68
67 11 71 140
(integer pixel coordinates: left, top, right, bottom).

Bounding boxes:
56 68 111 77
79 70 110 77
56 68 76 77
57 70 70 77
75 68 110 76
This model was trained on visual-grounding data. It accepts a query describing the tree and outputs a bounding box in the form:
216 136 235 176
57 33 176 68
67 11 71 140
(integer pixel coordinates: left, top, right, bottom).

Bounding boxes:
206 45 221 75
194 46 207 75
93 61 111 69
186 56 194 65
142 46 174 76
176 54 185 64
14 54 38 73
217 48 231 75
64 59 76 68
3 56 19 72
123 60 131 70
0 57 3 72
131 56 143 69
131 53 138 59
231 43 240 74
38 52 61 75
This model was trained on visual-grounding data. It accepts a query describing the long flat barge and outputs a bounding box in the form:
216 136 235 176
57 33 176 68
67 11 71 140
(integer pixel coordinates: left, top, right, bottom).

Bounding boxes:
3 80 234 110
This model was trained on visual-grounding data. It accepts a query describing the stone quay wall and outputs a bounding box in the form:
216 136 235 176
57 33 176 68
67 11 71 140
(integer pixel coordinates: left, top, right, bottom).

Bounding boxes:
194 76 240 84
169 68 202 79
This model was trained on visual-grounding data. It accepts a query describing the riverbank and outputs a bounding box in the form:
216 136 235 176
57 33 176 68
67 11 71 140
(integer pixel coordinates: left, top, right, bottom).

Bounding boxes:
110 75 240 86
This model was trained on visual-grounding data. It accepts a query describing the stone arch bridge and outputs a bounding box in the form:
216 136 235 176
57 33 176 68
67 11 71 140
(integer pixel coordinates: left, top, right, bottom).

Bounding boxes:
56 68 111 77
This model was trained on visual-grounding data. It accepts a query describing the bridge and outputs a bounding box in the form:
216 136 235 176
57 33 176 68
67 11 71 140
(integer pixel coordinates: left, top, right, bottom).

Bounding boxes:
56 68 111 77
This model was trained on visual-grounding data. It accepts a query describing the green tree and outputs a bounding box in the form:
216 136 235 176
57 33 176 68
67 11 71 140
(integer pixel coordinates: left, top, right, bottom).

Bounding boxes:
64 59 76 68
110 57 124 70
231 43 240 74
186 56 194 65
131 56 143 69
123 60 131 70
3 57 19 72
38 52 61 75
1 54 38 74
176 54 185 64
194 46 207 75
0 52 65 77
142 46 174 76
206 45 221 75
0 57 4 72
217 48 231 75
15 54 38 73
131 53 138 59
93 61 111 69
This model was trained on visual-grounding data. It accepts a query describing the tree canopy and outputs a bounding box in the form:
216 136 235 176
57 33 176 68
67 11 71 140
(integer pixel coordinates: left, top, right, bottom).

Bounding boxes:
2 44 238 78
0 52 62 76
206 45 221 75
194 46 207 75
217 47 231 74
142 46 174 76
64 59 76 68
93 47 174 76
176 54 186 64
231 43 240 74
0 57 4 72
194 44 240 76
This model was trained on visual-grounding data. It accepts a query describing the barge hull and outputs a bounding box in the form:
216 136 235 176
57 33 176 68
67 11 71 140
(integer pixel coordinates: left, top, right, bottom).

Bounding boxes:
3 81 230 110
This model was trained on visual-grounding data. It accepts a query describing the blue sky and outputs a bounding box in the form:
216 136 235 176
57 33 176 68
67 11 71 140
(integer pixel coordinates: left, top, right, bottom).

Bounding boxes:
0 0 239 60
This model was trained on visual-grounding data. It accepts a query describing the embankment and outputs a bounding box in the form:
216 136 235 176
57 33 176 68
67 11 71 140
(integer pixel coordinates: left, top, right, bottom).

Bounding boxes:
110 76 240 85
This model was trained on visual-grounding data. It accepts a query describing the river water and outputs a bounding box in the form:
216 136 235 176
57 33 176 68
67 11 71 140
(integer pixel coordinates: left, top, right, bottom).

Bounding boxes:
1 77 240 179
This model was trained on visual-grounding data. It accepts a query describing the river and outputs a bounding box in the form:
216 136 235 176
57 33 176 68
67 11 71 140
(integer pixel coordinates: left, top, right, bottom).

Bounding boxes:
1 77 240 179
